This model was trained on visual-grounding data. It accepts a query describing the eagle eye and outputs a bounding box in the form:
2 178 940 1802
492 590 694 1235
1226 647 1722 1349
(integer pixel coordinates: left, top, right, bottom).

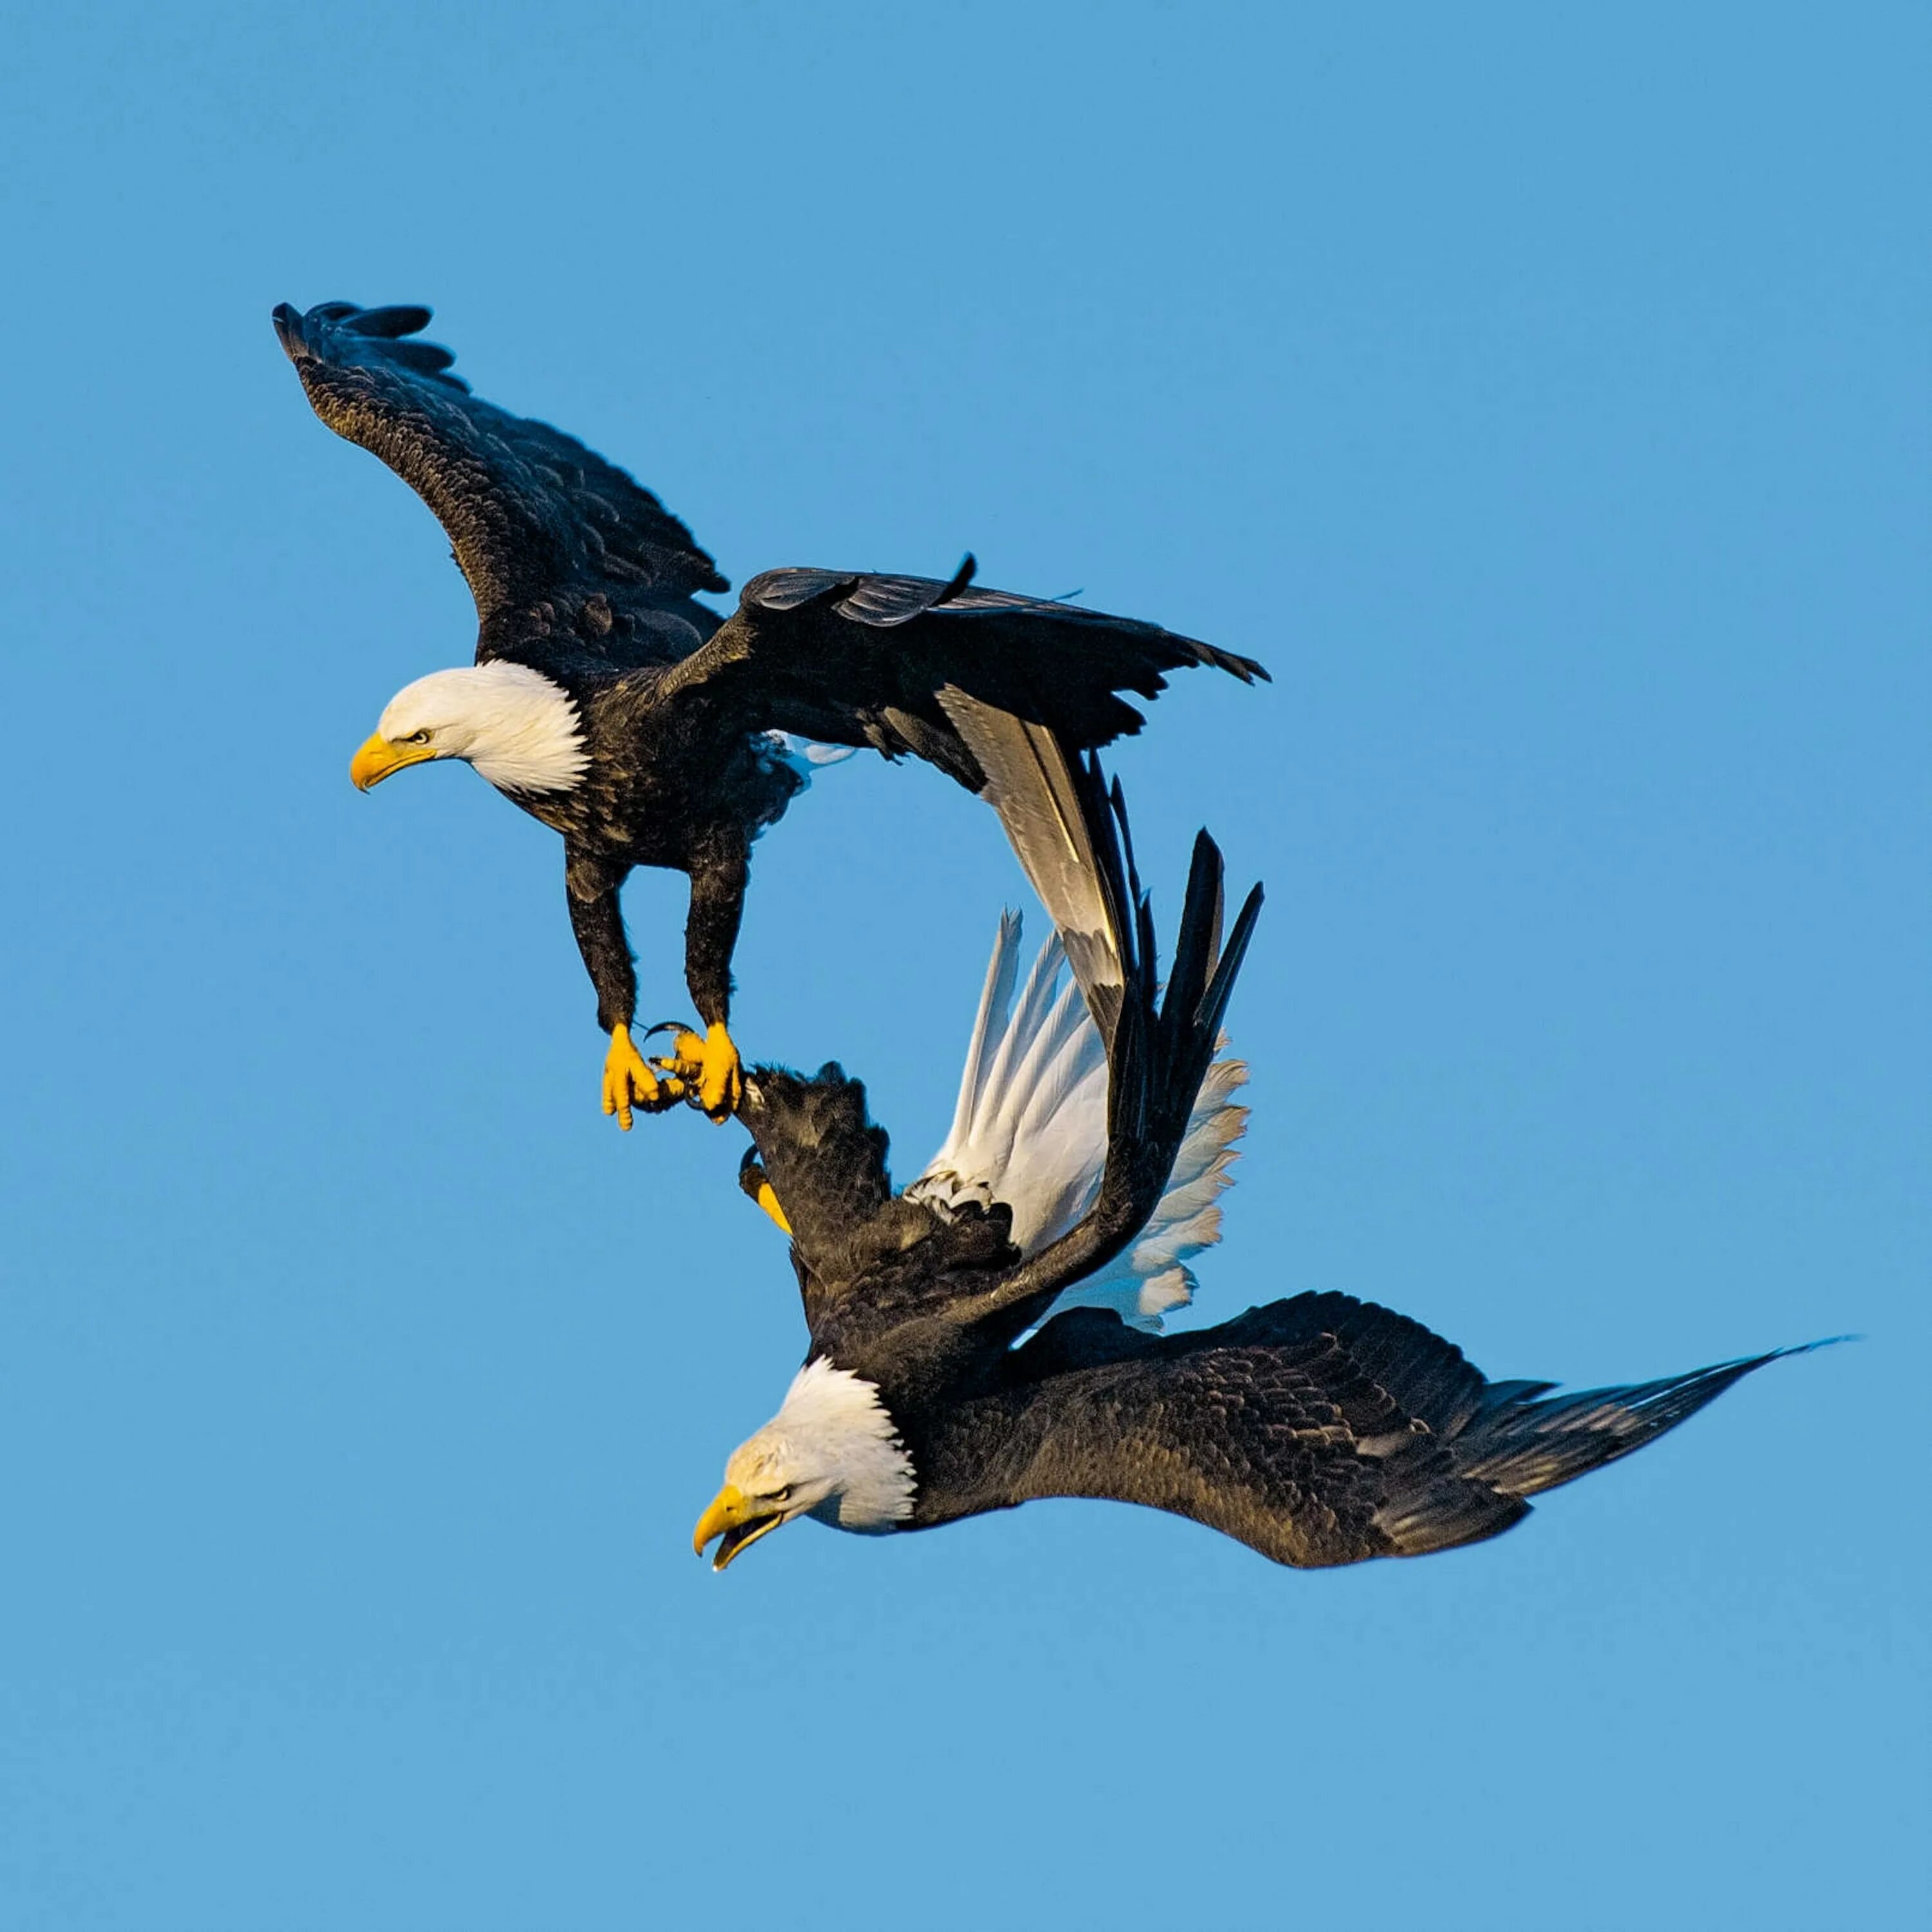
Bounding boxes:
403 729 431 745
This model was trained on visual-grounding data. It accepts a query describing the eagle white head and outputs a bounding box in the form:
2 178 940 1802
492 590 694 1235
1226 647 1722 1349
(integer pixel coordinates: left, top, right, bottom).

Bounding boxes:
349 663 589 797
693 1359 917 1571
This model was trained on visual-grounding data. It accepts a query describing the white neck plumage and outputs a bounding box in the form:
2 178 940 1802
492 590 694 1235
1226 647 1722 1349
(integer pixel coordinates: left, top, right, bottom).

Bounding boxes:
378 663 590 796
759 1359 918 1533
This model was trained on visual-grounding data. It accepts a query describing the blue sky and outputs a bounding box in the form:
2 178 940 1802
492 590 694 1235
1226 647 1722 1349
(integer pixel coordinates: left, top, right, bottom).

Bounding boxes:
1 4 1925 1926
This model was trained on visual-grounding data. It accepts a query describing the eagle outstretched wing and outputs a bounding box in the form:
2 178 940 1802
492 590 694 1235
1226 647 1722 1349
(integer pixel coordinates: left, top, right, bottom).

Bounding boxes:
654 559 1268 791
983 1294 1806 1567
272 300 726 661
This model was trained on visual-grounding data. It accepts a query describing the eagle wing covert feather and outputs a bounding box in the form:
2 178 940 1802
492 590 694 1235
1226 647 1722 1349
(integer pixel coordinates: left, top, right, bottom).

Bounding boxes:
651 558 1267 788
272 300 725 659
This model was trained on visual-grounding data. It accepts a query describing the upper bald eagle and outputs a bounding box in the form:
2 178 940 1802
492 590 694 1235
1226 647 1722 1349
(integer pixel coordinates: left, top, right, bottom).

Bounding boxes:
272 300 1265 1125
688 756 1815 1573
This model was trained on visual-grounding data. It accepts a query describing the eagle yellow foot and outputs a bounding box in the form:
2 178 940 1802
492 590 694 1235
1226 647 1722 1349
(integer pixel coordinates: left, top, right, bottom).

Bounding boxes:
601 1023 674 1130
657 1021 743 1121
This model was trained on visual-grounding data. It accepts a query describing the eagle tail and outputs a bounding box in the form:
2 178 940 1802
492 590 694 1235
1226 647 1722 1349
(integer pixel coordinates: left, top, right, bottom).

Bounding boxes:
909 915 1111 1253
911 913 1250 1326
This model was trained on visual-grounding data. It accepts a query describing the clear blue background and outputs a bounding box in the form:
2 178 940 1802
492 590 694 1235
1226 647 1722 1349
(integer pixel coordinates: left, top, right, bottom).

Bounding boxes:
1 5 1924 1926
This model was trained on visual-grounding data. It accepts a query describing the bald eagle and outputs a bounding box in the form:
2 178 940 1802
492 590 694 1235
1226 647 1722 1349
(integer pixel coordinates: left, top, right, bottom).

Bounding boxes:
273 300 1265 1126
690 757 1813 1573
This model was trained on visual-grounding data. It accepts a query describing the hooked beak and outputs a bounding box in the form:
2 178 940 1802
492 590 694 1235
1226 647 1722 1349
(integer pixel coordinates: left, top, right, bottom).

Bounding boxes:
350 733 438 791
692 1482 788 1573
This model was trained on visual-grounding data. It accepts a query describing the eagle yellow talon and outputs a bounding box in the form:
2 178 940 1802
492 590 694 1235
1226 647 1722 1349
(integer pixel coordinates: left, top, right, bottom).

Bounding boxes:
601 1023 664 1131
685 1021 743 1120
647 1021 743 1120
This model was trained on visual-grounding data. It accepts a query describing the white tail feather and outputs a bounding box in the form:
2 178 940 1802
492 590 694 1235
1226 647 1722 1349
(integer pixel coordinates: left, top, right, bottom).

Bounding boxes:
942 909 1027 1159
909 914 1247 1331
911 918 1108 1251
1059 1054 1249 1327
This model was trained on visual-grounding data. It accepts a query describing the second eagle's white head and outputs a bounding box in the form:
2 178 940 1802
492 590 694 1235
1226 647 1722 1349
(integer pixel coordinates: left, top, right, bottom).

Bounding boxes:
350 664 589 797
692 1359 917 1572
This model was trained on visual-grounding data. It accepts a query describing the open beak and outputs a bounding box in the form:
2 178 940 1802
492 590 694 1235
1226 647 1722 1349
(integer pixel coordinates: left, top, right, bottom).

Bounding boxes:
350 733 437 791
692 1482 788 1573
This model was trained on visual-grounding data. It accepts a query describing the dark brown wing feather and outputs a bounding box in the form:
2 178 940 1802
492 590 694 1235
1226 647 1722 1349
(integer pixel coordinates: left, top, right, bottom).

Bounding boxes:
950 1295 1802 1567
654 558 1267 786
272 301 726 662
736 1063 1015 1336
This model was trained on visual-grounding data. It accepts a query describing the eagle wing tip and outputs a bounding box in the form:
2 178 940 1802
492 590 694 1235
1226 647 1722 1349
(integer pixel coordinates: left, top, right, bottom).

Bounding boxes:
270 301 307 362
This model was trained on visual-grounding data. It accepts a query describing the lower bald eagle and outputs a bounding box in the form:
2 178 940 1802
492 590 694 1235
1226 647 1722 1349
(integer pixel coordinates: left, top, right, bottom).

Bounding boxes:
690 757 1815 1573
273 299 1264 1126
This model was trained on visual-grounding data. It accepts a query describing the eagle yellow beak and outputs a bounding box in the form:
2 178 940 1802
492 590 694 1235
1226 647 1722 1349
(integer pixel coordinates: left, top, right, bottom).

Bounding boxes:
692 1482 787 1573
350 733 437 791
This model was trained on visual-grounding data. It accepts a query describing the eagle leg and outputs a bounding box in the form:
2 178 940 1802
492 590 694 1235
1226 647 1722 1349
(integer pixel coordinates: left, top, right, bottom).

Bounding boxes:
601 1023 676 1130
654 1021 743 1122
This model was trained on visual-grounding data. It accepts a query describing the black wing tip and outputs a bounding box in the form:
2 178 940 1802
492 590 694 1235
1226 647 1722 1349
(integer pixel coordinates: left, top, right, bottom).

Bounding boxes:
347 302 435 337
1688 1334 1855 1386
1192 640 1271 684
1184 826 1262 949
270 300 307 361
1511 1334 1843 1419
270 299 468 390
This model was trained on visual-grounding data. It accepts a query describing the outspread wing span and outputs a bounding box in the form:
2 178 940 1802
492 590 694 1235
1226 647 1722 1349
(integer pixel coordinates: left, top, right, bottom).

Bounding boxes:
271 300 726 659
987 1295 1815 1567
654 557 1267 793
